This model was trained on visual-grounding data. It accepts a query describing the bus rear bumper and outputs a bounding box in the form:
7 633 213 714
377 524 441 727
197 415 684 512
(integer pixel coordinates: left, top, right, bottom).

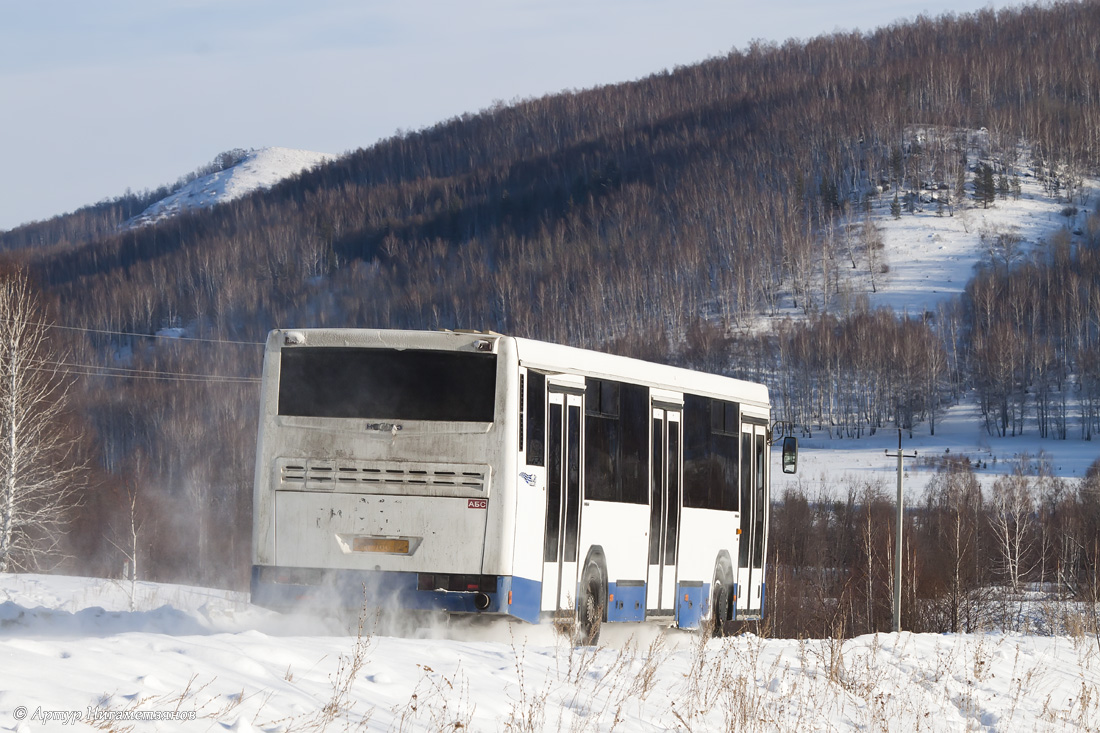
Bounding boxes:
250 565 541 624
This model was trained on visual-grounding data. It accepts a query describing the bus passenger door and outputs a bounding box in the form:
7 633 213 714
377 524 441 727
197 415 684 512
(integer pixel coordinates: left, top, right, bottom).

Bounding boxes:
736 422 768 617
647 406 682 613
541 389 584 616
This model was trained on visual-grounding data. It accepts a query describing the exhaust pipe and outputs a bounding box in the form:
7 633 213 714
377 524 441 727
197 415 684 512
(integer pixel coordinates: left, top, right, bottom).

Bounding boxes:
474 593 491 611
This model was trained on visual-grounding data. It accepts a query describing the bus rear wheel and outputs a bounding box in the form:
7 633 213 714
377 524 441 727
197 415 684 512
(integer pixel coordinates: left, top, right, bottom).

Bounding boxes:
710 580 730 637
576 563 604 646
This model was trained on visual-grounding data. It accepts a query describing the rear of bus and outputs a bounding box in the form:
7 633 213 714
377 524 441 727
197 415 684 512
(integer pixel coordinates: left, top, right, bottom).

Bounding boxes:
250 329 534 621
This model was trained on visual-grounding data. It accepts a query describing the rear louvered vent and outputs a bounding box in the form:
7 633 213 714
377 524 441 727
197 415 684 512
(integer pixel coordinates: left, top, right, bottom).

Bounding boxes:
279 458 489 493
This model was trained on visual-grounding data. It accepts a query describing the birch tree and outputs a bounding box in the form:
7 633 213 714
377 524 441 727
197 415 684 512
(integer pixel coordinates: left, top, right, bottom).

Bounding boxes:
925 458 984 632
0 272 84 572
989 464 1035 594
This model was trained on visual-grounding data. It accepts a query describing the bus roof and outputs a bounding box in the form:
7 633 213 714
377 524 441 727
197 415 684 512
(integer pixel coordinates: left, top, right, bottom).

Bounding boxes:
267 328 769 410
512 336 768 409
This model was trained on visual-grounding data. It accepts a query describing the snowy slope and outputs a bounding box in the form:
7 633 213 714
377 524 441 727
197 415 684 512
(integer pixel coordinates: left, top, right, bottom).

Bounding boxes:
767 142 1090 320
126 147 335 228
770 141 1096 499
0 574 1098 732
868 159 1087 317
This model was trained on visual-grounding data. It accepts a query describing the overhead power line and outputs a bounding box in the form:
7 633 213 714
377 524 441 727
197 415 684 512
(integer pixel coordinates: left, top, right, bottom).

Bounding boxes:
0 319 265 383
30 320 265 347
37 363 260 384
53 366 259 384
29 358 261 385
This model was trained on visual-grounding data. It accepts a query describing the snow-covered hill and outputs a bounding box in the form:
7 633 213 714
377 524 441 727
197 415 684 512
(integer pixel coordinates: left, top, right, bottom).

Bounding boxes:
0 574 1097 731
126 147 336 228
764 136 1092 321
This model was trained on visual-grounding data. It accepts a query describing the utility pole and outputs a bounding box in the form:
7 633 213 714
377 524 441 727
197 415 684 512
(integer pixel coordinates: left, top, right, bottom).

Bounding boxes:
886 429 917 633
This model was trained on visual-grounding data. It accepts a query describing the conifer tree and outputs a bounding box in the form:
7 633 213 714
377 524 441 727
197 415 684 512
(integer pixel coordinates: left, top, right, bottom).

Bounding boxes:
973 164 996 208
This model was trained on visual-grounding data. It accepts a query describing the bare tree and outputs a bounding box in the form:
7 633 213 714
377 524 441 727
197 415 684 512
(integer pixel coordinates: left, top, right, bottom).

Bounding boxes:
861 219 886 294
107 481 142 611
924 458 985 632
989 459 1036 595
0 272 85 572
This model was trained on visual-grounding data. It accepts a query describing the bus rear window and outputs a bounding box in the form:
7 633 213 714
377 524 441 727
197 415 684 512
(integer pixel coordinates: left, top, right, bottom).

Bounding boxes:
278 347 497 422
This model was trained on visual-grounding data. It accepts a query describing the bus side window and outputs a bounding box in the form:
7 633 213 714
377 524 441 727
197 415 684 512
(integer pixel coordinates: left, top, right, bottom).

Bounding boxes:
682 394 708 508
684 395 738 511
526 371 546 467
620 384 649 504
585 379 621 502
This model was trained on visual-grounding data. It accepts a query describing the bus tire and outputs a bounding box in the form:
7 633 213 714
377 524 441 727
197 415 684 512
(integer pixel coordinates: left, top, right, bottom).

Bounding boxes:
576 562 604 646
711 579 730 637
711 556 734 637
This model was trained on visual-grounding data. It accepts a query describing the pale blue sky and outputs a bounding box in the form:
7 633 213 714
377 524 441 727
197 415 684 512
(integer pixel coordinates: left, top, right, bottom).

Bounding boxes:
0 1 1023 231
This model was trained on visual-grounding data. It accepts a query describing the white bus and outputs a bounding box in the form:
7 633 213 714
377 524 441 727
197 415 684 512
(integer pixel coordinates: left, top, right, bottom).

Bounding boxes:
251 329 796 640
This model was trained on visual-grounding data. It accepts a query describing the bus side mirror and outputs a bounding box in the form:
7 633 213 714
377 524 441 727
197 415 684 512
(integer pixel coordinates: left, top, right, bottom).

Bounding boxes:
781 436 798 474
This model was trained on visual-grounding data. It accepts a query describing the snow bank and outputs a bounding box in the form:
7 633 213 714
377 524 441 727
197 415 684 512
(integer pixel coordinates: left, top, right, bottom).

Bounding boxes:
0 574 1098 731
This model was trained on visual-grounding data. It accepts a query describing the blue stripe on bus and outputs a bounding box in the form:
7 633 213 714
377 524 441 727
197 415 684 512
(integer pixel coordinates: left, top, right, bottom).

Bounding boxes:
250 565 542 622
252 568 743 627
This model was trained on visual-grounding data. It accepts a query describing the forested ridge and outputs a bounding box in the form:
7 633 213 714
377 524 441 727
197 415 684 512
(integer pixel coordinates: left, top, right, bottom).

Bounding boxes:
2 2 1100 594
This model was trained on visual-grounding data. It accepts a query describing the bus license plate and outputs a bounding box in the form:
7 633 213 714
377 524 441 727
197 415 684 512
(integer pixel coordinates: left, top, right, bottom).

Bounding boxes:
352 537 410 554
